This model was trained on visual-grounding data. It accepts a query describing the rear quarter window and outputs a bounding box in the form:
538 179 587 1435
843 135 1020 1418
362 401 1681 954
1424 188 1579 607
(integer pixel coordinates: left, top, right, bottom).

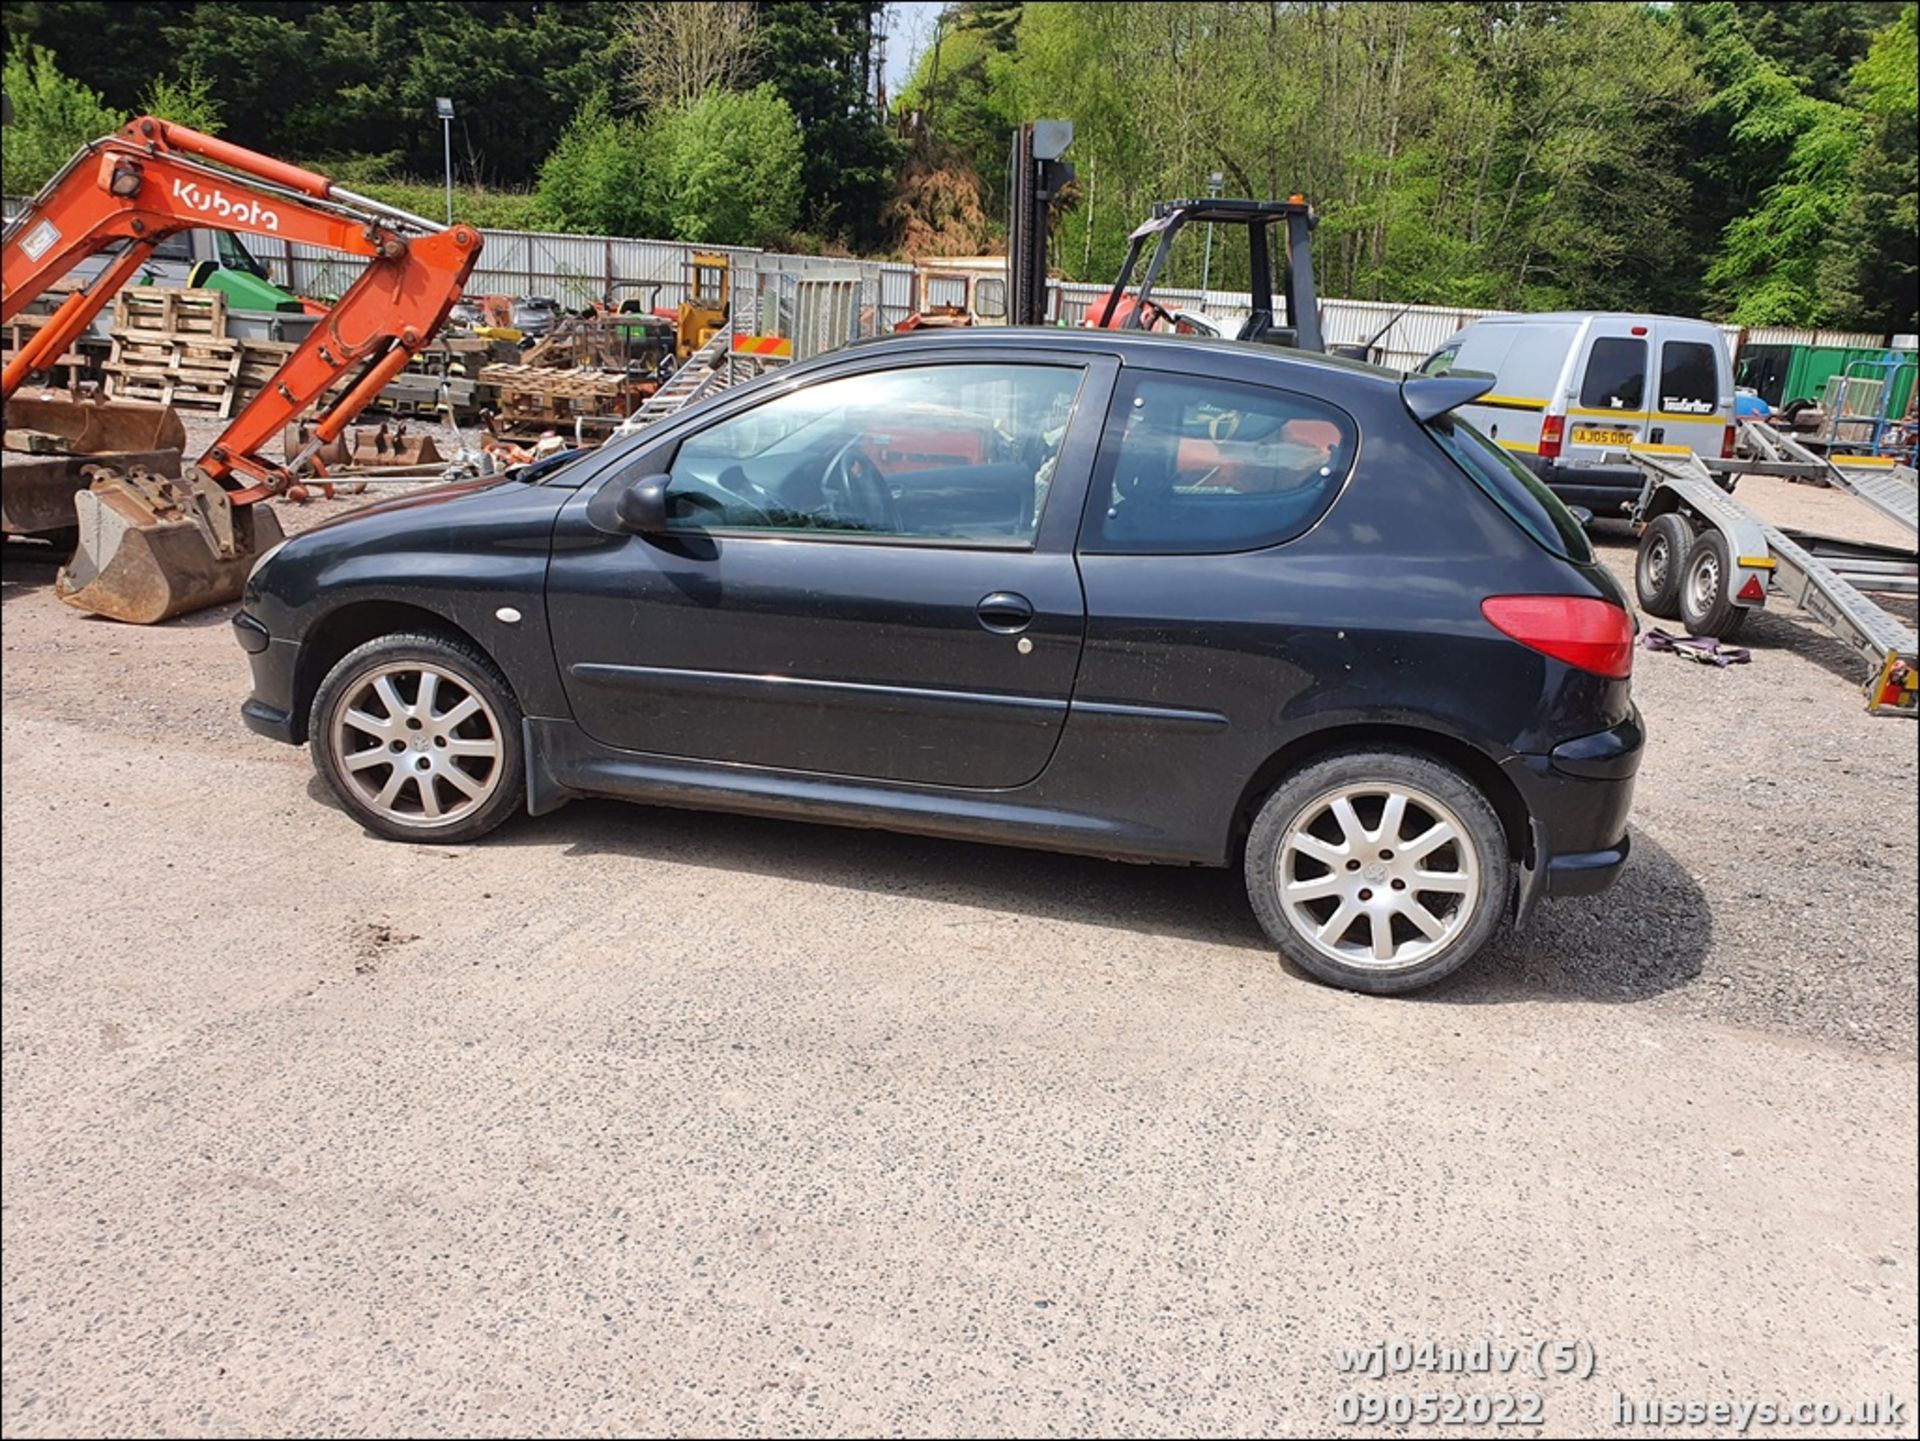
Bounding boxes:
1080 372 1356 555
1426 416 1593 563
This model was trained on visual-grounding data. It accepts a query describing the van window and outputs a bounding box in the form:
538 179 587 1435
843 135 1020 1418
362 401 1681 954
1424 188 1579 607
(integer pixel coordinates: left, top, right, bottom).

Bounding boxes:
1081 373 1355 555
1426 416 1593 563
1417 344 1459 376
1579 337 1646 410
150 232 193 264
1658 341 1719 415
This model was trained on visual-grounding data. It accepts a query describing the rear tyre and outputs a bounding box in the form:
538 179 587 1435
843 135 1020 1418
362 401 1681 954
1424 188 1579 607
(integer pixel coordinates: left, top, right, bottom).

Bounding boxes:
310 632 526 843
1678 529 1749 640
1634 512 1693 620
1244 749 1511 995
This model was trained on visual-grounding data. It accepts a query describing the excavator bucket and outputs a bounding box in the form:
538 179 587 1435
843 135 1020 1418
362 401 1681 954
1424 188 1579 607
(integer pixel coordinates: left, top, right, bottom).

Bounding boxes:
2 397 187 537
283 421 352 469
349 422 441 468
54 466 283 625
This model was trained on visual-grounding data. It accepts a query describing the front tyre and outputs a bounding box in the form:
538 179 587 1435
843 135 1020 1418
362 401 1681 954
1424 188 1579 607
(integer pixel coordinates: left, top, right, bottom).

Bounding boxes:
310 632 526 843
1244 749 1510 994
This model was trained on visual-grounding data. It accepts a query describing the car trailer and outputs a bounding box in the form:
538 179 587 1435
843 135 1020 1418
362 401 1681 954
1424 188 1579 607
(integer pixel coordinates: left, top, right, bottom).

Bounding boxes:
1621 421 1917 718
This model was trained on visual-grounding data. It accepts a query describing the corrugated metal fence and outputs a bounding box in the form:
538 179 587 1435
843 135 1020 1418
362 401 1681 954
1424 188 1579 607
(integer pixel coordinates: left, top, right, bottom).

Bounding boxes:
0 196 1856 364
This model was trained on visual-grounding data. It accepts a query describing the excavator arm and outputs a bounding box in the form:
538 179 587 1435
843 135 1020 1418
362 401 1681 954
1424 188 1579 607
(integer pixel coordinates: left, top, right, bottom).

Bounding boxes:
0 117 482 621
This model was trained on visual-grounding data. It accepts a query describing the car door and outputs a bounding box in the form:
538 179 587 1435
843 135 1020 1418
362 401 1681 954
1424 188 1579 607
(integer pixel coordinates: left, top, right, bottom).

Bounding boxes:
1564 326 1650 462
1649 325 1732 457
546 352 1115 789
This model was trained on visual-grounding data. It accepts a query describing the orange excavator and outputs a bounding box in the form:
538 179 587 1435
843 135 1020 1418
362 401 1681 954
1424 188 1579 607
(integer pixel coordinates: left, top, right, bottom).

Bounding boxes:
1 116 482 622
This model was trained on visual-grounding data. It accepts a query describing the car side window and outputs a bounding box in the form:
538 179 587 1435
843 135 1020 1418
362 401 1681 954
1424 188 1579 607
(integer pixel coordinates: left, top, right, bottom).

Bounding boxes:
1079 372 1356 555
1579 337 1647 410
665 363 1084 544
1658 341 1719 415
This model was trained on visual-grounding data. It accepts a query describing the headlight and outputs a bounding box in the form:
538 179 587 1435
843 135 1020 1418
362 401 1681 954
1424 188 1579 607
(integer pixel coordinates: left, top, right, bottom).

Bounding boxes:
247 537 290 587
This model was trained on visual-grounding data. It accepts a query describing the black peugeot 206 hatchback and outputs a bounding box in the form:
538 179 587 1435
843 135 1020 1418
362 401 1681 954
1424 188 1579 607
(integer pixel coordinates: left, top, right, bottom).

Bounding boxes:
235 329 1643 993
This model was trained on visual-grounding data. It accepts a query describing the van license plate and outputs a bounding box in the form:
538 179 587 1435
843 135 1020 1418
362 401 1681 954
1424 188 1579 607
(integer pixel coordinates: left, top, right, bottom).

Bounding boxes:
1571 426 1636 447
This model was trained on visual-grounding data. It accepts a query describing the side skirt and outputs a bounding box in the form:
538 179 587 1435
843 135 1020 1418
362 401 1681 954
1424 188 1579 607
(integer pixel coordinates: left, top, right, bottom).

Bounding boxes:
521 716 1215 865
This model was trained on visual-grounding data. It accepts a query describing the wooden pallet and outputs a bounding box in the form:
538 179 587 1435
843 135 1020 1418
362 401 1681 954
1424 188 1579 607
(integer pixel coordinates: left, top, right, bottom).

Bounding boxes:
104 332 244 415
1 314 90 375
478 363 629 401
112 288 226 338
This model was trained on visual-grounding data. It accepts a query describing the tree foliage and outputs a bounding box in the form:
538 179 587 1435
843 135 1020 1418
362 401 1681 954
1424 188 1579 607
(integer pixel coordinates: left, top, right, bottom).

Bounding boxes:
2 0 1913 330
1 38 122 192
752 2 901 248
534 85 802 246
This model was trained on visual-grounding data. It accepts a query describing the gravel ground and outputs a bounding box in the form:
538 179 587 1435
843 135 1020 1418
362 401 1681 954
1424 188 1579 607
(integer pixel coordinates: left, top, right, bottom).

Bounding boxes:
2 468 1915 1436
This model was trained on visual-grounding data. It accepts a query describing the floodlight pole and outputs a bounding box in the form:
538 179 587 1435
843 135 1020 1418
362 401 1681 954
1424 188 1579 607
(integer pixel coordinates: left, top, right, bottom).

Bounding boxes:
436 97 455 225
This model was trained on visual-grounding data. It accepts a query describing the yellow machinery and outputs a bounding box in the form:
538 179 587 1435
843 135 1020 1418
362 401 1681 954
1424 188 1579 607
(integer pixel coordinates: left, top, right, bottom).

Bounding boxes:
675 252 729 362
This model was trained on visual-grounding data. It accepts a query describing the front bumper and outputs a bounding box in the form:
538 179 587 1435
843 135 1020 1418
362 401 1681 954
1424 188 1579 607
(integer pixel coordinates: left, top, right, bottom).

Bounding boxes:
1506 707 1645 924
235 611 303 744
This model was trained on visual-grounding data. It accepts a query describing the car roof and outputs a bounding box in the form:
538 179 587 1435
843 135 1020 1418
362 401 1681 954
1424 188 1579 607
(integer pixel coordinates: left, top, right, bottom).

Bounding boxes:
846 326 1406 386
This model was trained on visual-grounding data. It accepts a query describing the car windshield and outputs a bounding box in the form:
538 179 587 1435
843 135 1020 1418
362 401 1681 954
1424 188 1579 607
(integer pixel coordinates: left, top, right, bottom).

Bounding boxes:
1426 415 1593 562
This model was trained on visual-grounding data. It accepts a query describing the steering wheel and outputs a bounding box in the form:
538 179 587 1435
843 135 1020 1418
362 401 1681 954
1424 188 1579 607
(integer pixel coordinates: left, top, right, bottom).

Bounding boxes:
821 438 898 532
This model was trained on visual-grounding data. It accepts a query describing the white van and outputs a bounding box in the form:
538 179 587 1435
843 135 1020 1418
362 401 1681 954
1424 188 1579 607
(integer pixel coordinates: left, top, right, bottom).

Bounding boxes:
1418 313 1736 515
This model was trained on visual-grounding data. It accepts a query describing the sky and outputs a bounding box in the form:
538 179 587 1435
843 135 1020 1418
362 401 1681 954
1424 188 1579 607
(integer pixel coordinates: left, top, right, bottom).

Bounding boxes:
883 1 947 100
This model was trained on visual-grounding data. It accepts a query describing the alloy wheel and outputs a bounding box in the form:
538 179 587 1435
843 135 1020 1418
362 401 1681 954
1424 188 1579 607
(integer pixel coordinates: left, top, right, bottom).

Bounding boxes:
1275 782 1482 970
329 662 504 829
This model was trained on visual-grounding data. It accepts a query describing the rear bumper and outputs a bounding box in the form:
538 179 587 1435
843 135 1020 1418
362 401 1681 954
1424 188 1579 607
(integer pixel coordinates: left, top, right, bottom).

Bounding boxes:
1507 707 1645 923
1520 457 1646 516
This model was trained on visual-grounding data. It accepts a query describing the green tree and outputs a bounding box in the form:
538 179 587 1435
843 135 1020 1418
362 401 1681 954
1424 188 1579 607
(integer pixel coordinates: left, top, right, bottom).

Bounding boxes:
532 93 663 237
753 1 901 248
139 68 223 134
1695 2 1871 324
1 39 123 192
658 84 804 245
1818 4 1919 331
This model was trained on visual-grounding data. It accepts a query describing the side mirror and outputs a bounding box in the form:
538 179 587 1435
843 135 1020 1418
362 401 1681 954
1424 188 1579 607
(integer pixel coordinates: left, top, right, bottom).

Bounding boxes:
613 473 671 534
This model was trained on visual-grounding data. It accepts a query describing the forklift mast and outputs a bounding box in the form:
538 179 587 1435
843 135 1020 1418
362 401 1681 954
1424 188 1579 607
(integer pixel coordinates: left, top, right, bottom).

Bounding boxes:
1092 197 1324 353
1006 121 1074 326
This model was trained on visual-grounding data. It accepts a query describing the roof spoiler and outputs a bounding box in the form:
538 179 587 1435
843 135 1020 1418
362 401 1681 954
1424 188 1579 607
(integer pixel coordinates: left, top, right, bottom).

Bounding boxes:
1402 370 1495 423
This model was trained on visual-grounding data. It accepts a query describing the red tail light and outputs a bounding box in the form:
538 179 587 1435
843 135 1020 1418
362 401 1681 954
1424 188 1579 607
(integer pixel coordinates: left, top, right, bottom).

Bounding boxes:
1481 595 1634 679
1538 414 1565 459
1721 424 1737 459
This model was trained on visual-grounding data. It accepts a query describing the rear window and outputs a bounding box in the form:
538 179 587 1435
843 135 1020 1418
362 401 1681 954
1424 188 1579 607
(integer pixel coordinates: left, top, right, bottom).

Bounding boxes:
1579 337 1646 410
1658 340 1720 415
1426 416 1593 563
1080 372 1356 555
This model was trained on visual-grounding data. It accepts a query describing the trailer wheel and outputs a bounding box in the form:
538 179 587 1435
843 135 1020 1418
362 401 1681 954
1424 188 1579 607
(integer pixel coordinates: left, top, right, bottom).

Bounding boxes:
1679 529 1749 640
1635 513 1693 620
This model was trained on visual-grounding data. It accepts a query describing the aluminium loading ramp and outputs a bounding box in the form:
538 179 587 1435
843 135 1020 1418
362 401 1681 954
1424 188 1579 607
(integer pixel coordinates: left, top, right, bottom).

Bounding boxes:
1738 419 1917 539
615 325 736 435
1624 440 1917 717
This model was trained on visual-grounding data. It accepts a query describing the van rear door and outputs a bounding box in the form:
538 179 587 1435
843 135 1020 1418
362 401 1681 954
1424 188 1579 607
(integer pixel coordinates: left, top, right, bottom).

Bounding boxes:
1649 325 1732 458
1564 326 1650 463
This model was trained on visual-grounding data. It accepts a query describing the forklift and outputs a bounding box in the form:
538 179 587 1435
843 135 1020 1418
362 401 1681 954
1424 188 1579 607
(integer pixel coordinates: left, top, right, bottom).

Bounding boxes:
1087 196 1325 352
